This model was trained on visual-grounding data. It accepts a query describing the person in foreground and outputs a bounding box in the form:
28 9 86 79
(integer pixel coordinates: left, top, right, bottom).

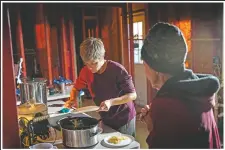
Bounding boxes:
64 37 137 137
140 22 221 148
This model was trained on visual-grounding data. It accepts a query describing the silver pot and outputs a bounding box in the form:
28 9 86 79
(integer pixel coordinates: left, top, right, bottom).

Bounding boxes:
57 116 103 148
19 78 47 105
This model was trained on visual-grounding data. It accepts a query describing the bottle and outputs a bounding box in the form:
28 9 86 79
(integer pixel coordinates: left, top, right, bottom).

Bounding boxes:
77 90 85 108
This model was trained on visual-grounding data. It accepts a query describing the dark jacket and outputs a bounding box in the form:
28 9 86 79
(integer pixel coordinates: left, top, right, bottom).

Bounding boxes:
147 69 221 149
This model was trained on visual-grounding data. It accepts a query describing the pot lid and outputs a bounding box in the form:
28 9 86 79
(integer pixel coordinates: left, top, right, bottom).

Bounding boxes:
17 101 47 115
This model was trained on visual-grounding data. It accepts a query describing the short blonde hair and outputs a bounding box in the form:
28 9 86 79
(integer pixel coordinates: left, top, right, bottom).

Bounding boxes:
80 37 105 62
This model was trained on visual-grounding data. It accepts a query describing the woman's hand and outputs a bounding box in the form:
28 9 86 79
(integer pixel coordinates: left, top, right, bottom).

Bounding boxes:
97 99 112 112
140 104 153 132
140 104 151 121
64 99 77 108
64 87 77 108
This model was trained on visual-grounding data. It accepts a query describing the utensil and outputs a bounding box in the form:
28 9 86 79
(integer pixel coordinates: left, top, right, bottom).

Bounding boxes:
48 104 64 107
51 105 99 115
71 106 100 114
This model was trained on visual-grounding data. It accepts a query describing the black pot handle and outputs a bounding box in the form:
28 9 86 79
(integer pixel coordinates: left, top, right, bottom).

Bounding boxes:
89 127 103 137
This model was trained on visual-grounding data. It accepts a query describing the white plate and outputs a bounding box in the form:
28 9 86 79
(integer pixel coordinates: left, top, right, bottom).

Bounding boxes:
102 134 134 148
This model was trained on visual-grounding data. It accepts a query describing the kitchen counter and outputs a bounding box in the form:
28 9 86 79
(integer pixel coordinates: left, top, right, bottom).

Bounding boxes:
54 123 140 149
16 93 71 106
47 93 70 101
47 101 140 149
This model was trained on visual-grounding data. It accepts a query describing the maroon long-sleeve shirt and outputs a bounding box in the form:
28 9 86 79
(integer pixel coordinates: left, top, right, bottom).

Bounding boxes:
74 60 136 129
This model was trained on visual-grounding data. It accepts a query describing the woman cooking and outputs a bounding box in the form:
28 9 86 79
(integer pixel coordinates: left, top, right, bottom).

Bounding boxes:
64 37 137 137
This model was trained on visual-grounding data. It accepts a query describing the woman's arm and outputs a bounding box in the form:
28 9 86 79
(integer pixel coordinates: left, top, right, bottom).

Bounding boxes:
64 88 79 108
114 65 137 105
64 67 88 108
140 104 153 132
98 65 137 111
110 92 137 106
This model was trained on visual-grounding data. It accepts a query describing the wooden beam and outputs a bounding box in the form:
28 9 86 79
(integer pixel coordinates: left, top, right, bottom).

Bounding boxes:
50 26 60 79
96 9 100 38
82 8 86 40
117 7 123 64
45 16 53 84
128 3 134 80
68 17 77 82
60 17 69 79
16 5 27 77
144 4 150 33
144 3 152 105
35 3 48 79
3 4 21 148
121 4 130 73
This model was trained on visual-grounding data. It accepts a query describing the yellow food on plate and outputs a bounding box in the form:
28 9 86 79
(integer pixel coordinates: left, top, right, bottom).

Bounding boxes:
107 136 128 144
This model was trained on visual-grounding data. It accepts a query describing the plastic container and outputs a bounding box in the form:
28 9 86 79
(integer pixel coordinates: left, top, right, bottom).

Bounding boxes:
77 90 85 108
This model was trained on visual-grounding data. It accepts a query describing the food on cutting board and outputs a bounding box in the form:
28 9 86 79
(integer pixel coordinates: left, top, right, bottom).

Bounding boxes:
107 136 129 144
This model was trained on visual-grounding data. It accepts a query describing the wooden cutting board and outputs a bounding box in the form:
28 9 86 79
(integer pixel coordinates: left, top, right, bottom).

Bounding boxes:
71 106 100 114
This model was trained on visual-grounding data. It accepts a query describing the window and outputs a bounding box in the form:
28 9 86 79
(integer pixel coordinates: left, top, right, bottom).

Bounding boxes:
134 22 144 64
128 21 144 64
